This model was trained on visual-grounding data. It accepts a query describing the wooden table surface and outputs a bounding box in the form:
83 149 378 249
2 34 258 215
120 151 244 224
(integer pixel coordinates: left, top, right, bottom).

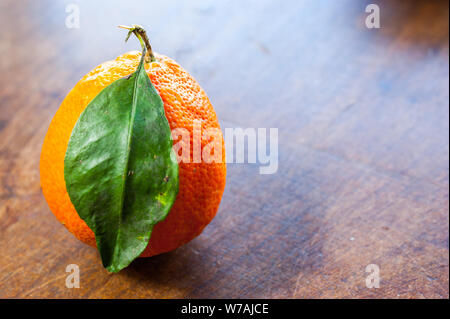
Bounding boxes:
0 0 448 299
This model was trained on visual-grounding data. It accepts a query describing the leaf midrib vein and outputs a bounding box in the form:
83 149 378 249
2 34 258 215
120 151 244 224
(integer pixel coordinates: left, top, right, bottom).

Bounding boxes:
112 66 142 267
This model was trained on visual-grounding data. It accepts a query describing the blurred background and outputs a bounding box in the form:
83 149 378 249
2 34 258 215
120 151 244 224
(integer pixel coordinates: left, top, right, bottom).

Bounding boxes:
0 0 448 298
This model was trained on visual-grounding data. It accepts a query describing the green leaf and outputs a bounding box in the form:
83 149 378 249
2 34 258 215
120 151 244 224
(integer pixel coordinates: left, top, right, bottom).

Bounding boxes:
64 53 179 273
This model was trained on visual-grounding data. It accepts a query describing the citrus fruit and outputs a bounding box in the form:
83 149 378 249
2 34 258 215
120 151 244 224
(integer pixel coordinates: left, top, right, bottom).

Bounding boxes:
40 26 226 263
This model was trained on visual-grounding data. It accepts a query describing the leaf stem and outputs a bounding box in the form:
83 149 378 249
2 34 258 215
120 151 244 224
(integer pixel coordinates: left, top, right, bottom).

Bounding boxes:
118 25 156 63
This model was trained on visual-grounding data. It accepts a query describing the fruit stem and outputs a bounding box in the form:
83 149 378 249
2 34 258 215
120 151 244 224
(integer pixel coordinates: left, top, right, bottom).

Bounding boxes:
118 25 156 63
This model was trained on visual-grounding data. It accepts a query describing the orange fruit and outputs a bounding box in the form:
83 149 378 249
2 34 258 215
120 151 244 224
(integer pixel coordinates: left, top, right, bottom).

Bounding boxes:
40 50 226 257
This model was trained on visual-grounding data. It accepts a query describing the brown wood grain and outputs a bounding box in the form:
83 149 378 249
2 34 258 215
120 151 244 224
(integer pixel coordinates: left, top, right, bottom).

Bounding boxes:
0 0 448 298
